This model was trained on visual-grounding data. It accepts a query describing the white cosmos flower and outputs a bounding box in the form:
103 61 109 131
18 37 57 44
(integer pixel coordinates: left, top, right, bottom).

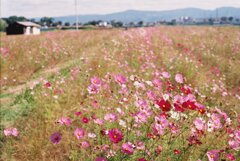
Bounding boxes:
119 119 126 127
88 133 96 138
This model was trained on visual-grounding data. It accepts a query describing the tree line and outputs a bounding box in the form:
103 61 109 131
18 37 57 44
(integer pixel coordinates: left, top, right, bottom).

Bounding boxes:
0 16 127 32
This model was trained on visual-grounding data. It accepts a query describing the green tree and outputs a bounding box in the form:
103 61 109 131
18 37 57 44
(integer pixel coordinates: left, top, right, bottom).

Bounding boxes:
3 16 28 25
0 19 8 32
40 17 54 26
138 21 144 27
64 22 70 26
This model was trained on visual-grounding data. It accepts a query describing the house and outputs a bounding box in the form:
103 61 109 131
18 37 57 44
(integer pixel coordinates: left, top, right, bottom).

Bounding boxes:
98 21 112 28
6 21 41 35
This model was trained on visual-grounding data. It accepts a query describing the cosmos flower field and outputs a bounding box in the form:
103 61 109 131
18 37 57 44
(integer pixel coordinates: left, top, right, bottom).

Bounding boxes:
1 27 240 161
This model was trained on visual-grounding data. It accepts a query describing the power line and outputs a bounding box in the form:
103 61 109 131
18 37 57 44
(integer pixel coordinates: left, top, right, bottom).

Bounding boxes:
75 0 79 30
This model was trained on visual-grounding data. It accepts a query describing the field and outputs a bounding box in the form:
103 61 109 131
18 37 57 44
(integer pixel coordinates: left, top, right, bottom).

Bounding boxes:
0 26 240 161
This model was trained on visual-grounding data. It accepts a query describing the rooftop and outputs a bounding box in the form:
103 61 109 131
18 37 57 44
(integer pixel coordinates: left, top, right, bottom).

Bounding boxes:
16 21 41 27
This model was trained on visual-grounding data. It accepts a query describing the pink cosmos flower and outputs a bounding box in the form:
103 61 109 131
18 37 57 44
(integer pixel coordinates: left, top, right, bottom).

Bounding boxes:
152 116 169 135
235 130 240 141
108 128 123 143
215 107 228 121
81 141 90 149
122 142 134 155
135 99 148 109
57 117 72 126
87 84 100 94
74 111 82 116
70 68 80 80
119 86 129 95
114 74 127 85
134 112 148 124
95 157 107 161
92 100 100 108
0 47 9 57
74 128 85 140
211 113 222 129
94 118 105 125
152 78 162 88
136 141 145 150
155 116 169 129
50 132 62 144
207 150 219 161
228 140 240 150
173 95 184 104
4 128 19 137
162 71 171 78
91 76 102 86
194 118 205 131
104 113 118 122
175 74 184 84
169 123 179 134
183 94 196 102
146 90 156 100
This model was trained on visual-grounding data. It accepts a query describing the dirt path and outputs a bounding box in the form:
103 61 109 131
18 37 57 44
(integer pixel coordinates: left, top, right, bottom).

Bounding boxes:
0 66 62 107
2 67 60 95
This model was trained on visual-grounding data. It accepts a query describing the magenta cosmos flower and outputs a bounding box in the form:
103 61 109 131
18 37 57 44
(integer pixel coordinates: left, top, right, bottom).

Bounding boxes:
226 153 236 161
138 158 147 161
108 128 123 143
122 142 134 155
156 99 171 112
74 128 85 140
82 117 89 123
207 150 220 161
50 132 62 144
175 73 184 84
4 128 19 137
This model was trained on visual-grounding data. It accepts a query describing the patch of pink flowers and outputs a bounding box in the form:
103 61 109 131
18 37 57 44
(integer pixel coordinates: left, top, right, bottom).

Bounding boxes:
4 128 19 137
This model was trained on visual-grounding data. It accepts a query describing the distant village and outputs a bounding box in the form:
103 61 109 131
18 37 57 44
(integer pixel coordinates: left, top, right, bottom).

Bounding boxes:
1 15 240 35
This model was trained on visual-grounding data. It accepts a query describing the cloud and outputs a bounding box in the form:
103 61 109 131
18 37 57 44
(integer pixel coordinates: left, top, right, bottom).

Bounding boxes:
1 0 240 18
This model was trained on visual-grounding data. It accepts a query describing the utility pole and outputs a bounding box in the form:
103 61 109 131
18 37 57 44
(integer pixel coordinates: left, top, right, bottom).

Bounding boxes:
75 0 79 30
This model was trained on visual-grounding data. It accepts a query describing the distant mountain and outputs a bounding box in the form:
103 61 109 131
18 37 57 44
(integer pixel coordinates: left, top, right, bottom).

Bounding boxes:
53 7 240 23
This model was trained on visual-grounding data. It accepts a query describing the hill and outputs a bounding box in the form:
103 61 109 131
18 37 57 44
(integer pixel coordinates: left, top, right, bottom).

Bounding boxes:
52 7 240 23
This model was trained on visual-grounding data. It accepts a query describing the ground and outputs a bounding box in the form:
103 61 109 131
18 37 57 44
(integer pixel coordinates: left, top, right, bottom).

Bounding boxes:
0 27 240 161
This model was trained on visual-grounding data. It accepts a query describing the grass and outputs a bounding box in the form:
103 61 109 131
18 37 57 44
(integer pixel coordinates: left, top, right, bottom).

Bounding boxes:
1 26 240 161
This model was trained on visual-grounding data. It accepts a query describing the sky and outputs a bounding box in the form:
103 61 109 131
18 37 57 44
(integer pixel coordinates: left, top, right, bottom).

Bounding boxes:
1 0 240 18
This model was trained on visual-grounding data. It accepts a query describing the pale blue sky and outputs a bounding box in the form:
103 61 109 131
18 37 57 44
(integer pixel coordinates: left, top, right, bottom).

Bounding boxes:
1 0 240 18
